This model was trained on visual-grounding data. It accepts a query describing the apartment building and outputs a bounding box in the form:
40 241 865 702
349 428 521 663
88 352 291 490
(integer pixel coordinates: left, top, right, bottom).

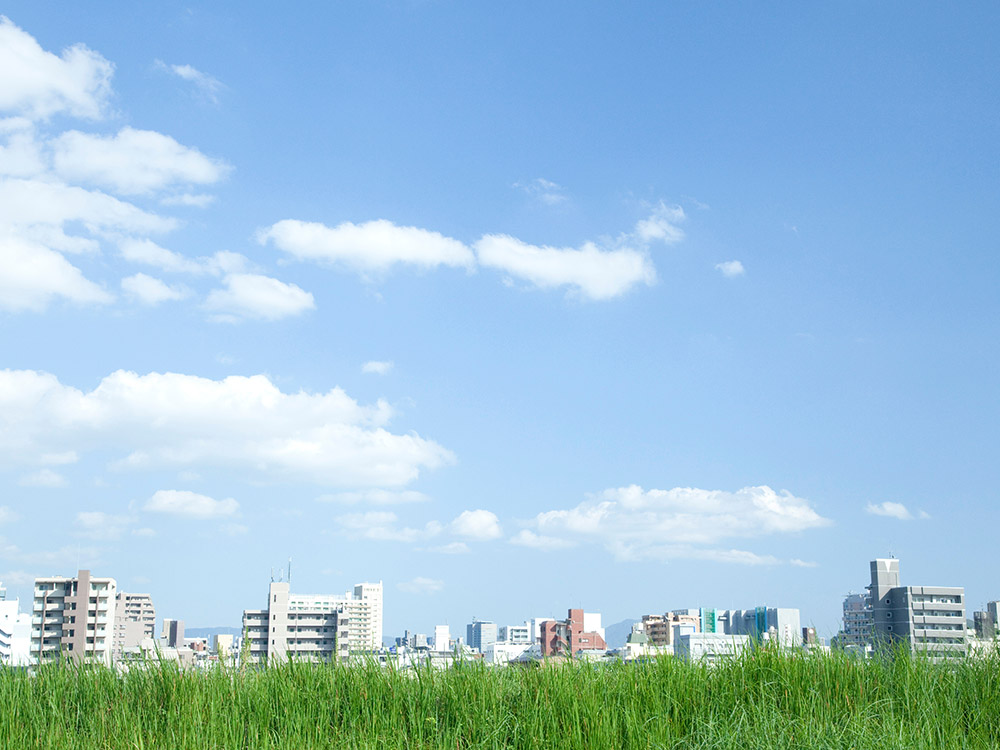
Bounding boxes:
869 558 967 658
243 580 383 664
0 583 30 667
540 609 607 656
30 570 117 665
112 592 156 660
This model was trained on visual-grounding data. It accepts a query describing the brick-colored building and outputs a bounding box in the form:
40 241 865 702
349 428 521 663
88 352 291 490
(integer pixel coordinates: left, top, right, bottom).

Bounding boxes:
540 609 607 656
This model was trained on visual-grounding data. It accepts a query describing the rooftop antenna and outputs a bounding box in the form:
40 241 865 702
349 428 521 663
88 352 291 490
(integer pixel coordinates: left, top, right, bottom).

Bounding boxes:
270 567 275 583
287 558 292 587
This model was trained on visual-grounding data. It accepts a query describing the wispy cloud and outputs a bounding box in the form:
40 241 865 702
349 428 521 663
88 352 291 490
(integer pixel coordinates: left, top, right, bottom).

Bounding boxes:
513 177 568 205
155 60 223 103
715 260 745 278
362 360 394 376
865 502 929 521
397 576 443 594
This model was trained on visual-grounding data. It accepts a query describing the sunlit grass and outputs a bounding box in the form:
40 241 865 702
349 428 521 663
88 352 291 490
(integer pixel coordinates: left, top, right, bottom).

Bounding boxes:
2 648 998 748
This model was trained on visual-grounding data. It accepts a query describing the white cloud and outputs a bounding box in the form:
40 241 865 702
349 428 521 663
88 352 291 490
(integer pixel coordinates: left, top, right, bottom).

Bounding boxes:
204 273 315 321
0 232 113 311
160 193 215 208
118 239 247 277
632 202 685 245
0 17 113 120
475 234 656 300
521 485 831 563
508 529 576 551
715 260 745 278
260 219 475 274
158 61 223 103
0 177 177 237
865 502 929 521
74 511 134 540
0 126 44 177
362 360 393 376
430 541 470 554
0 369 455 487
397 577 443 594
450 509 502 541
790 558 819 568
514 177 567 205
336 511 443 542
144 490 239 519
317 489 429 505
52 127 230 195
121 273 189 305
0 507 19 524
17 468 67 488
0 570 35 586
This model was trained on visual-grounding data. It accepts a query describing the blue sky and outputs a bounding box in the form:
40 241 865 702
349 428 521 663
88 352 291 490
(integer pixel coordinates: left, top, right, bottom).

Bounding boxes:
1 2 997 639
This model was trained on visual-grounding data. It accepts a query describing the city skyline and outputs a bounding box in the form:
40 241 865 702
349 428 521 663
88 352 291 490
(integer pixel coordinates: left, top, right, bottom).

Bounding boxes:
1 4 999 639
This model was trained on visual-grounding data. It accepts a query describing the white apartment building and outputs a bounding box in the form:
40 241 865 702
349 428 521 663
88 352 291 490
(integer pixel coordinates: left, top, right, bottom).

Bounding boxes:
243 580 383 664
112 592 156 661
498 624 531 644
31 570 117 665
0 584 30 667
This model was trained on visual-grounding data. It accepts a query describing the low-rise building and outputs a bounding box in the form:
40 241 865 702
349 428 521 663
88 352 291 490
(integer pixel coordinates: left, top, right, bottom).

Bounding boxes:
674 633 750 663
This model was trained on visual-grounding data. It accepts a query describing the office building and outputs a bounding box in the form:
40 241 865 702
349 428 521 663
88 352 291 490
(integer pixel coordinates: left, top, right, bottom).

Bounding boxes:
869 558 967 659
433 624 450 652
162 618 185 648
720 607 802 647
112 592 156 661
466 619 497 653
30 570 117 665
973 611 995 640
243 580 382 664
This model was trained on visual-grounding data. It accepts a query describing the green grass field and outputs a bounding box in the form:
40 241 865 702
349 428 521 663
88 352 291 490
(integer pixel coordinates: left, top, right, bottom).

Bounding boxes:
3 648 999 749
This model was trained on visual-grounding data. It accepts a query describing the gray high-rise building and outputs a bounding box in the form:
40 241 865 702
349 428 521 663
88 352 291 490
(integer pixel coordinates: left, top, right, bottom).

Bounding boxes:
837 592 873 651
868 558 967 659
466 619 498 652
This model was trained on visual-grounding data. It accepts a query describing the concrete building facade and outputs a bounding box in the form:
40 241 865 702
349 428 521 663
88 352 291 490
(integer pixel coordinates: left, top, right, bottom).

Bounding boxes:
112 592 156 661
466 620 498 652
540 609 607 657
869 558 967 659
838 592 873 651
243 580 383 664
0 584 30 667
30 570 117 665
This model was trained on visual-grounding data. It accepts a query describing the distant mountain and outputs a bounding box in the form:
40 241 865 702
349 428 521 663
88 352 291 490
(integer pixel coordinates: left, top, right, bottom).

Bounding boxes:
604 618 639 649
185 626 243 639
